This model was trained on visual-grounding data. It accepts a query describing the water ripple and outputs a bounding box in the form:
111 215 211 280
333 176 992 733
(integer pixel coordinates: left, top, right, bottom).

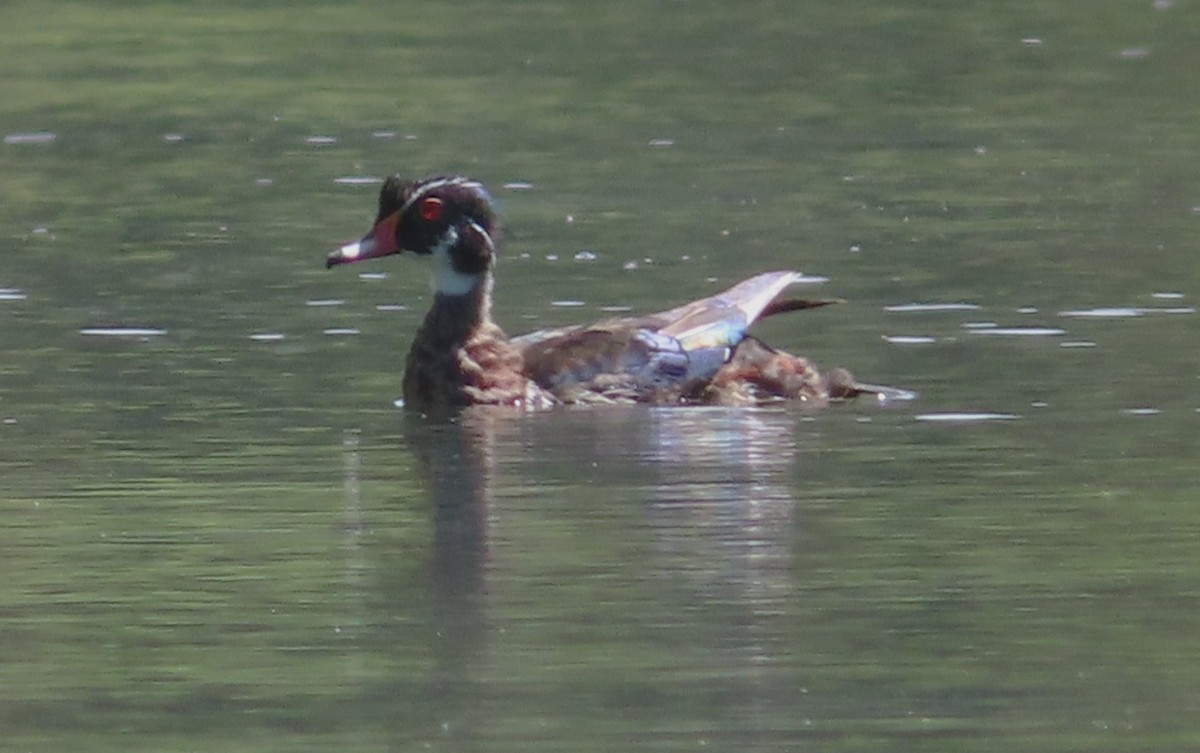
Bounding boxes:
884 302 981 313
1059 307 1141 318
884 335 936 345
1059 306 1195 318
915 412 1021 422
80 327 167 337
334 176 381 186
970 327 1065 337
1122 408 1162 416
4 131 56 144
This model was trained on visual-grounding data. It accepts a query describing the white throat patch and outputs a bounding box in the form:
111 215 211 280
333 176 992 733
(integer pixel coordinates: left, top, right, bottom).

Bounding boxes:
429 226 481 296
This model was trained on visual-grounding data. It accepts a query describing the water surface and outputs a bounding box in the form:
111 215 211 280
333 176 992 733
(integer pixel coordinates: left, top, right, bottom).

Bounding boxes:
3 1 1200 751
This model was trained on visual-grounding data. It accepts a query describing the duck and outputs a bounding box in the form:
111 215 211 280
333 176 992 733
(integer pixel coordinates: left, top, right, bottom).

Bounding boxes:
326 174 895 414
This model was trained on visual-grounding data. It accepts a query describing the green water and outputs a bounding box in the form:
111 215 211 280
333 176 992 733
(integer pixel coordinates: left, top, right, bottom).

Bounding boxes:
3 1 1200 750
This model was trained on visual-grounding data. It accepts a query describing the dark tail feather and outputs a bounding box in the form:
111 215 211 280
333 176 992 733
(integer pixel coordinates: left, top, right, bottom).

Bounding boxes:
760 297 844 320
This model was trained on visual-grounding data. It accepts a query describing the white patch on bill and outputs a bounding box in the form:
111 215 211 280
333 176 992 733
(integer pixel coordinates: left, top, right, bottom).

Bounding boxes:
337 239 366 261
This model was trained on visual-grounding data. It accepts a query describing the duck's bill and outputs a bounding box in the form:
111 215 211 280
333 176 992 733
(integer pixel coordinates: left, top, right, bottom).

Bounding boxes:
325 210 401 268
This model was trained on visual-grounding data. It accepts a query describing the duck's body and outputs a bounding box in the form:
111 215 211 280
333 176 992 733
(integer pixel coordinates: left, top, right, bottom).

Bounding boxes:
510 270 841 406
327 175 891 414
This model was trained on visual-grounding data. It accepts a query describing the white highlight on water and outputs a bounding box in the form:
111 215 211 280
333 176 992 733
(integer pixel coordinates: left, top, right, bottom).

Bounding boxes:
915 413 1021 422
884 303 981 313
970 327 1065 336
884 335 936 344
80 327 167 337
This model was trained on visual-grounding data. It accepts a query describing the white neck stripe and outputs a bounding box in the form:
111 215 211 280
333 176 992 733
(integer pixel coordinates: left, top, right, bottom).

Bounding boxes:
466 220 495 256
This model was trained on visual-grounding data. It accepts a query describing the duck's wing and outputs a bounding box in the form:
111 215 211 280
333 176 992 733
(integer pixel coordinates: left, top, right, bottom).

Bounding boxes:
512 271 827 402
653 271 810 349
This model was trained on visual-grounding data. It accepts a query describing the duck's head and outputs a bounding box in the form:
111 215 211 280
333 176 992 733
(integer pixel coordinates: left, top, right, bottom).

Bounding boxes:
326 175 498 295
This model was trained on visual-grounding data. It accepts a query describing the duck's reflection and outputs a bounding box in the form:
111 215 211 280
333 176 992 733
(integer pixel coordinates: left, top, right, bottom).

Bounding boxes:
367 405 820 748
401 411 500 749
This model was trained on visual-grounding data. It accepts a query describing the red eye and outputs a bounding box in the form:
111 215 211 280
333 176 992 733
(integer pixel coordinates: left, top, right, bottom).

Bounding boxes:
419 197 444 222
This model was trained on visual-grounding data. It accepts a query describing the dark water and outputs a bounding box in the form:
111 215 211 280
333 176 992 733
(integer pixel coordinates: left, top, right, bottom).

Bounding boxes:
4 1 1200 750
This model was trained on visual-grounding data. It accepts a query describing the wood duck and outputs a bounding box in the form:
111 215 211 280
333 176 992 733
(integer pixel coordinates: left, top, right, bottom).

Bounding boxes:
326 175 898 414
